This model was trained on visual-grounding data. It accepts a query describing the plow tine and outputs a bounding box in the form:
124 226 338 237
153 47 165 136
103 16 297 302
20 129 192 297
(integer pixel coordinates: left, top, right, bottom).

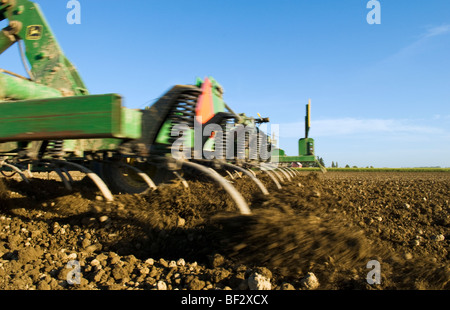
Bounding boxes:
287 167 298 176
117 162 157 191
246 168 257 178
25 167 33 179
267 168 284 183
182 161 251 215
38 162 72 191
172 171 189 188
286 167 296 178
261 169 282 190
281 167 295 179
61 168 74 183
272 170 284 182
0 162 30 183
225 170 235 180
277 168 291 181
52 160 114 202
258 164 283 189
54 167 72 191
223 163 269 196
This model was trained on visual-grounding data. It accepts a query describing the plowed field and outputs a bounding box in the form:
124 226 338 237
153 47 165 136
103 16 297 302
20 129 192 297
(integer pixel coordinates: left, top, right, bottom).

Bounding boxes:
0 171 449 290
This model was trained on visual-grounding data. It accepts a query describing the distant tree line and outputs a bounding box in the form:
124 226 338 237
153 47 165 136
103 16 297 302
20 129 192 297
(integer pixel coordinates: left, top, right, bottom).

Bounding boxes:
299 157 379 169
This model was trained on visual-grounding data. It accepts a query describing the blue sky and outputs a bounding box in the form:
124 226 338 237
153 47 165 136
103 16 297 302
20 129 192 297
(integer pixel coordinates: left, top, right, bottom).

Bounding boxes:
2 0 450 167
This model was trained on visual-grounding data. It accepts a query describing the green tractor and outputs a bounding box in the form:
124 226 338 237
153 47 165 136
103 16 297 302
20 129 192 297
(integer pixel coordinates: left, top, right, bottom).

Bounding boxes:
1 0 299 215
271 99 326 172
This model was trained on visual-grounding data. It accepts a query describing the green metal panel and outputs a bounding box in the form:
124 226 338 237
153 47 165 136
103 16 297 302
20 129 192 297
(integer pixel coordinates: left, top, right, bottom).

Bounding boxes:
155 120 194 148
274 155 316 163
203 137 215 152
155 120 172 144
62 138 123 156
0 31 15 54
0 93 142 142
0 73 62 100
299 138 314 157
271 148 286 157
210 78 225 113
120 106 142 139
1 0 88 95
271 138 316 163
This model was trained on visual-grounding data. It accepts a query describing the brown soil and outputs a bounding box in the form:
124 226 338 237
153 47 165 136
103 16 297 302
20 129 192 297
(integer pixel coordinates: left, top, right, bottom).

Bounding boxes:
0 171 449 290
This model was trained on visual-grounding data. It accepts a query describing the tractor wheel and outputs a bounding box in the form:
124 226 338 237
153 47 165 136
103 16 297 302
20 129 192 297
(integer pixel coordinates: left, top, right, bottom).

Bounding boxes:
93 161 174 194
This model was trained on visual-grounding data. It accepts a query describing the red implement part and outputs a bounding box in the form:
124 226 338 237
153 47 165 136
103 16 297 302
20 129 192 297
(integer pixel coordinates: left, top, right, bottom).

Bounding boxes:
195 78 214 124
